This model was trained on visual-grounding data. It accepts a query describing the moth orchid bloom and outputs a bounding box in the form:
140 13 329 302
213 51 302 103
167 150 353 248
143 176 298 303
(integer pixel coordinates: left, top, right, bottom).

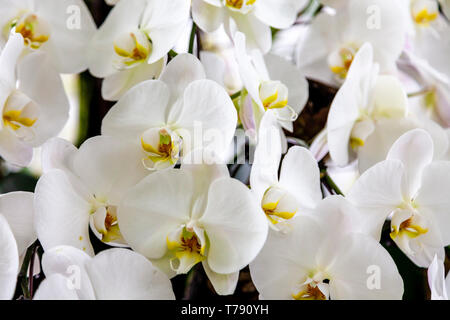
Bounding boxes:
102 53 237 171
192 0 302 53
89 0 190 101
0 32 69 167
250 113 322 231
403 0 450 85
402 51 450 127
295 0 407 85
327 42 409 167
34 246 175 300
118 164 268 295
427 255 449 300
234 32 308 151
0 191 35 300
250 196 404 300
347 129 450 268
0 0 96 74
35 136 149 255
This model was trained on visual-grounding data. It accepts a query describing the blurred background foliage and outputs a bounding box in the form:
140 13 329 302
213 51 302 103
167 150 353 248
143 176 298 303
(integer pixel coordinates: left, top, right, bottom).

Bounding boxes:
7 0 449 300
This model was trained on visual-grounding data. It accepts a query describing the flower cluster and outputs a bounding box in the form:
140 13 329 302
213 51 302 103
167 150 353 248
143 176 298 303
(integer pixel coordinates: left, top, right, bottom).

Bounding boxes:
0 0 449 300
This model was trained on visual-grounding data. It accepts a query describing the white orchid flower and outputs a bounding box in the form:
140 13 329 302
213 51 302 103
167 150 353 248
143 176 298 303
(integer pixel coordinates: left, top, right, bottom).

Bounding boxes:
89 0 190 101
250 112 322 231
402 0 450 85
327 42 409 167
0 0 96 74
101 53 237 170
427 254 449 300
35 136 150 255
402 51 450 127
0 32 69 167
118 164 268 295
347 129 450 268
295 0 407 85
192 0 302 53
250 196 404 300
34 246 175 300
234 32 308 151
0 191 35 300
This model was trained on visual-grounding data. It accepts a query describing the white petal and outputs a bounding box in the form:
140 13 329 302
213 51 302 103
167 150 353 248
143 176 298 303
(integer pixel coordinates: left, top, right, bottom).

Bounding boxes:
415 161 450 246
172 80 237 158
265 54 308 114
41 137 77 174
36 0 97 73
0 192 35 256
357 118 418 173
233 32 263 108
34 169 94 255
0 32 23 85
118 169 194 259
387 129 433 198
33 274 80 300
17 52 69 147
160 53 206 105
72 136 149 205
202 261 239 296
86 248 175 300
228 12 272 54
0 130 33 167
250 111 282 201
101 80 170 139
88 0 146 77
200 51 226 87
102 58 166 102
279 146 322 210
254 0 298 29
328 233 404 300
347 160 404 239
142 0 190 64
40 245 94 300
0 215 18 300
370 75 408 119
427 255 448 300
192 0 225 32
250 215 325 299
199 178 268 274
327 79 360 166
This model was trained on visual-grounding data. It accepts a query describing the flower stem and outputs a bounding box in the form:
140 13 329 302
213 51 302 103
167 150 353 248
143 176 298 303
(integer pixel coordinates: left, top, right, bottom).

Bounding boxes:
18 240 39 299
230 90 242 100
320 170 344 196
188 23 197 55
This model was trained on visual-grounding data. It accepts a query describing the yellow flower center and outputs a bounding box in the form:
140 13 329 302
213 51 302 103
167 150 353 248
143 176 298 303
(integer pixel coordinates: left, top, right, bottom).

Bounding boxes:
3 109 36 131
113 30 152 70
292 283 327 300
390 217 428 240
2 90 39 141
292 272 329 300
225 0 257 12
167 226 207 274
141 127 181 170
12 13 51 49
328 46 357 80
261 186 297 226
